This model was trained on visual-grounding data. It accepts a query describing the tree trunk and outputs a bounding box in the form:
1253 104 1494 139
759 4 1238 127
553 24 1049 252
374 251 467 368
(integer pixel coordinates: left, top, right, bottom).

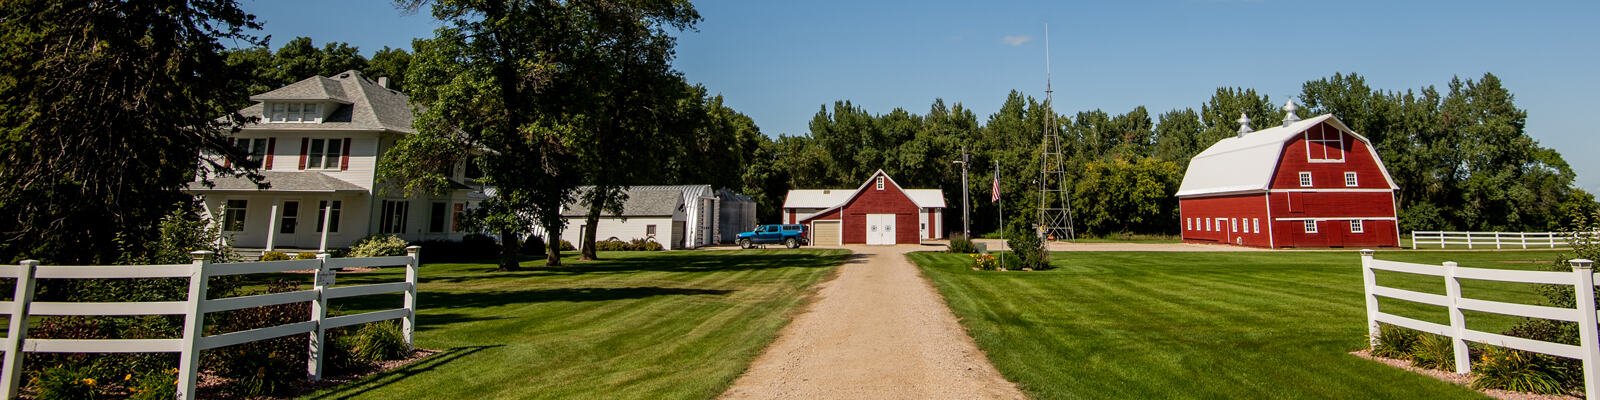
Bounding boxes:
497 228 521 271
580 195 606 261
545 224 563 267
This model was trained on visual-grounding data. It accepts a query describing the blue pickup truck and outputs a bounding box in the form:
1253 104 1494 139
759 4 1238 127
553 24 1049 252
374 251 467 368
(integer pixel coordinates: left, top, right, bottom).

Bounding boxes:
736 224 809 249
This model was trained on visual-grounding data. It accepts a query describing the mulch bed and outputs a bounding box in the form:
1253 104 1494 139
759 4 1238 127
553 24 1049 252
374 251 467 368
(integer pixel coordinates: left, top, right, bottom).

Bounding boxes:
1351 349 1580 400
196 348 439 399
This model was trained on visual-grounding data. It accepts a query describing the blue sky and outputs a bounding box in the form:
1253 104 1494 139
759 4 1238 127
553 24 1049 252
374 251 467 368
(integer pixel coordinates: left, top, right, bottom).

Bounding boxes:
241 0 1600 191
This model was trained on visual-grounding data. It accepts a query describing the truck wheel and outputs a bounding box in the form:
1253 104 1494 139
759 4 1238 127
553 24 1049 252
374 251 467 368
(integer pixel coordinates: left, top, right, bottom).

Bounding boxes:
785 238 799 249
739 239 751 249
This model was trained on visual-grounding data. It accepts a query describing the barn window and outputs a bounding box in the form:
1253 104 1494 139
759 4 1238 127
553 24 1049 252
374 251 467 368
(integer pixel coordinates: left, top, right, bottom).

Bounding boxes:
1242 219 1250 234
1298 172 1312 187
1304 124 1345 162
1304 220 1318 233
1344 172 1358 187
876 176 885 190
1206 218 1212 231
1186 218 1192 231
1230 218 1237 232
1252 218 1260 233
1351 220 1364 233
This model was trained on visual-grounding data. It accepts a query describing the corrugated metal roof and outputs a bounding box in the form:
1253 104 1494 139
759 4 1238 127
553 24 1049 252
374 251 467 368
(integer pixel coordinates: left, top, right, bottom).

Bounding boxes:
782 170 946 210
1176 114 1398 197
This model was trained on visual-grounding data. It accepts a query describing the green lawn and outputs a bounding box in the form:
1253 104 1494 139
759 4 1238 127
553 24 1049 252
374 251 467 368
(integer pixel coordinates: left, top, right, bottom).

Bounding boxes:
301 249 847 399
909 249 1573 399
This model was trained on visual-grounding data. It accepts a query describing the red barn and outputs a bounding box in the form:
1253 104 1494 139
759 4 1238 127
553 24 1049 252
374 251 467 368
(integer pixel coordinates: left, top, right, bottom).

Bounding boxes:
784 170 945 245
1177 104 1400 248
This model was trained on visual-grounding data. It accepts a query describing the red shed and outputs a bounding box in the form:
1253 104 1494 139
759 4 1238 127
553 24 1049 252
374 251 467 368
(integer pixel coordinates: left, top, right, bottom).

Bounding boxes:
1177 104 1400 248
784 170 945 245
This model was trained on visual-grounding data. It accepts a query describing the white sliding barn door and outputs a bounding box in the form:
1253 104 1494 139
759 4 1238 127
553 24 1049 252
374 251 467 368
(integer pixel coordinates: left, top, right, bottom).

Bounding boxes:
866 214 896 245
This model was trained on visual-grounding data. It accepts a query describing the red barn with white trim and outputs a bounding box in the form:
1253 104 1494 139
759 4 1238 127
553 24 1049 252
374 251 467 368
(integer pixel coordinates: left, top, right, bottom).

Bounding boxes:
783 170 945 245
1177 104 1400 248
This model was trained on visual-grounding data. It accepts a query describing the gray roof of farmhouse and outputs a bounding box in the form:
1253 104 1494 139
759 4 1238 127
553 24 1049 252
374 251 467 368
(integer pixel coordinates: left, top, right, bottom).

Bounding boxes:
239 70 417 134
562 189 684 218
185 171 366 193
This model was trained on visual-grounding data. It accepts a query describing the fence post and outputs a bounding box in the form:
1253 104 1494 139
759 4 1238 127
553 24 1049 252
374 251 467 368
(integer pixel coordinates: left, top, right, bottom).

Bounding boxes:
1361 250 1380 349
1 261 38 399
1572 259 1598 400
404 246 420 351
308 253 330 380
177 251 212 400
1495 231 1502 249
1443 261 1471 374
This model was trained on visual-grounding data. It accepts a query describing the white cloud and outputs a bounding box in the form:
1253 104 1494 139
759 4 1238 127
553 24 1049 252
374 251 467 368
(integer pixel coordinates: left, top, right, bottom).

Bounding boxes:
1002 34 1032 46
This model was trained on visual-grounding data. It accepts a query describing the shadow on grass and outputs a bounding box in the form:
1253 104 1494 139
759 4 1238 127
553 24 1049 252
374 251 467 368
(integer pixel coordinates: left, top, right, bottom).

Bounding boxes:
420 251 853 284
304 344 502 400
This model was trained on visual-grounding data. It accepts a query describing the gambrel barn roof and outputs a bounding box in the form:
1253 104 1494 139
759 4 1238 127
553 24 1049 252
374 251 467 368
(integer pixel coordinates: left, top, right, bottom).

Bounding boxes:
1176 114 1398 197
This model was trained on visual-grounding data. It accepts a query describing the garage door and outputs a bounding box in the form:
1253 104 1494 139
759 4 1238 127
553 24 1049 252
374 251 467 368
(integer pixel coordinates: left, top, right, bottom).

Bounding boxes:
811 221 841 247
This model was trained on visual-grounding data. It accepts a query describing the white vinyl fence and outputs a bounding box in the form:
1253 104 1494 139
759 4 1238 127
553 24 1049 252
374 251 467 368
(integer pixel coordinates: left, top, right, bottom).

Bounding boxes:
0 246 420 400
1410 230 1598 249
1361 250 1599 398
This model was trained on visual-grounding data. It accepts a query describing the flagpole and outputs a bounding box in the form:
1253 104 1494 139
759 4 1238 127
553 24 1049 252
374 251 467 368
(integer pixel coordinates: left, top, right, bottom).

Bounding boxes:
995 161 1004 271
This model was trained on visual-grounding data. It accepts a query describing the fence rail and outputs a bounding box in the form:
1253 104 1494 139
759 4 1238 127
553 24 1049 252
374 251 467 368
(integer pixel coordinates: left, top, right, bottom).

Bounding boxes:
0 246 420 400
1410 230 1598 249
1361 250 1600 399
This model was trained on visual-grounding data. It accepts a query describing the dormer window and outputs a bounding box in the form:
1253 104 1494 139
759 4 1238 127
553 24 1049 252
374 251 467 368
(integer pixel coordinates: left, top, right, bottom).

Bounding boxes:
268 102 322 123
875 176 885 190
1304 124 1345 162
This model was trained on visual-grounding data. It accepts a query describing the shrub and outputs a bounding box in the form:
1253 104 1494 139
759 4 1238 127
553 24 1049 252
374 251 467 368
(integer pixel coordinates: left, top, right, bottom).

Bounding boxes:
1006 231 1051 270
1471 345 1567 394
594 239 629 251
523 234 546 255
1409 333 1456 371
559 240 575 251
258 250 290 261
350 321 409 362
1371 323 1421 359
294 251 318 260
948 234 977 254
126 369 177 400
628 238 663 251
348 234 409 258
34 364 100 400
204 280 307 397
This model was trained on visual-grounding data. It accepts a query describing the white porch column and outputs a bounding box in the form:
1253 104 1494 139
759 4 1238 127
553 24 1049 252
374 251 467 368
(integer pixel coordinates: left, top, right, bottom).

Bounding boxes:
265 198 281 251
319 199 333 253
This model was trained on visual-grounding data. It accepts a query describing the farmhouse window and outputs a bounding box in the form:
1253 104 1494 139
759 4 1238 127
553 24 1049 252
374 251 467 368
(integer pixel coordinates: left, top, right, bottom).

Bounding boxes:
223 199 248 232
316 200 342 233
381 200 409 234
1304 124 1345 162
429 202 447 233
1304 220 1318 233
268 102 321 123
452 203 465 232
1351 220 1364 233
235 138 269 166
1344 172 1358 187
305 138 344 169
280 201 298 234
1298 172 1312 187
647 225 657 236
876 176 885 190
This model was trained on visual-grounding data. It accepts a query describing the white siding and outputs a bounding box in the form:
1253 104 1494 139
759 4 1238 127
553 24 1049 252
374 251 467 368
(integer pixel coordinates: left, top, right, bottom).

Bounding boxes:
574 217 675 250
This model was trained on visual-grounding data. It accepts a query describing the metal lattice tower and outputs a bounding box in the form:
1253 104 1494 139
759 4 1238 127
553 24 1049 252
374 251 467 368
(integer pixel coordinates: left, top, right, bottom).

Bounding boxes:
1036 24 1076 241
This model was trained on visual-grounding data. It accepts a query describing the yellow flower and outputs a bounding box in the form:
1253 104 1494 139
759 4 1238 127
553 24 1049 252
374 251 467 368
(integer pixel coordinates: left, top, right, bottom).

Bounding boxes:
124 374 132 381
81 378 96 386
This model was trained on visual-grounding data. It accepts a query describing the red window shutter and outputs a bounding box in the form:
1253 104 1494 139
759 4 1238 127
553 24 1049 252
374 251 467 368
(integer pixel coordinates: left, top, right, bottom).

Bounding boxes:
340 138 352 170
264 138 276 169
298 138 309 170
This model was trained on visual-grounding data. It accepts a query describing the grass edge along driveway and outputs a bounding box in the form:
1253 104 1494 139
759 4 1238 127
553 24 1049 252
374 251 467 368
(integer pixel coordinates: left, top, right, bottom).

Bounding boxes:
910 250 1570 399
304 249 848 399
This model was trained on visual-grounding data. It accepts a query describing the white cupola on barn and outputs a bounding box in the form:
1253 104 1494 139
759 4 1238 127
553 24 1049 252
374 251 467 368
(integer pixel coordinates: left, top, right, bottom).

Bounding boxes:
1237 112 1253 137
1282 99 1301 127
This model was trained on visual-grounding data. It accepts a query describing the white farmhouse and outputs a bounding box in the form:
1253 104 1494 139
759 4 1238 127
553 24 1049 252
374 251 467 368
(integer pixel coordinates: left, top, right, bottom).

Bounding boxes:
186 71 487 252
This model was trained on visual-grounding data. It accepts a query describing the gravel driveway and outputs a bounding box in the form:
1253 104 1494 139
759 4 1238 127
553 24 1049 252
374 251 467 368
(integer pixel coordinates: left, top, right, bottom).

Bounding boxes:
719 245 1025 400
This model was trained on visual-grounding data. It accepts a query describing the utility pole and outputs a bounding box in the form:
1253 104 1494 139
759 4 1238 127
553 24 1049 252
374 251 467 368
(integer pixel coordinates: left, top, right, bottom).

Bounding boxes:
952 146 970 239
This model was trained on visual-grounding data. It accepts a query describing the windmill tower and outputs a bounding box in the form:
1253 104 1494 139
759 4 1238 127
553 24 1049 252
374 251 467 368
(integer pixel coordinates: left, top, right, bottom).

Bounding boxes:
1036 24 1076 240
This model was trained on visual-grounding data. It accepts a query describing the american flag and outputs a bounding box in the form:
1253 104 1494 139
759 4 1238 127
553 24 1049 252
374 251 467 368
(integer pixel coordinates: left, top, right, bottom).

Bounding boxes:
990 169 1000 203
